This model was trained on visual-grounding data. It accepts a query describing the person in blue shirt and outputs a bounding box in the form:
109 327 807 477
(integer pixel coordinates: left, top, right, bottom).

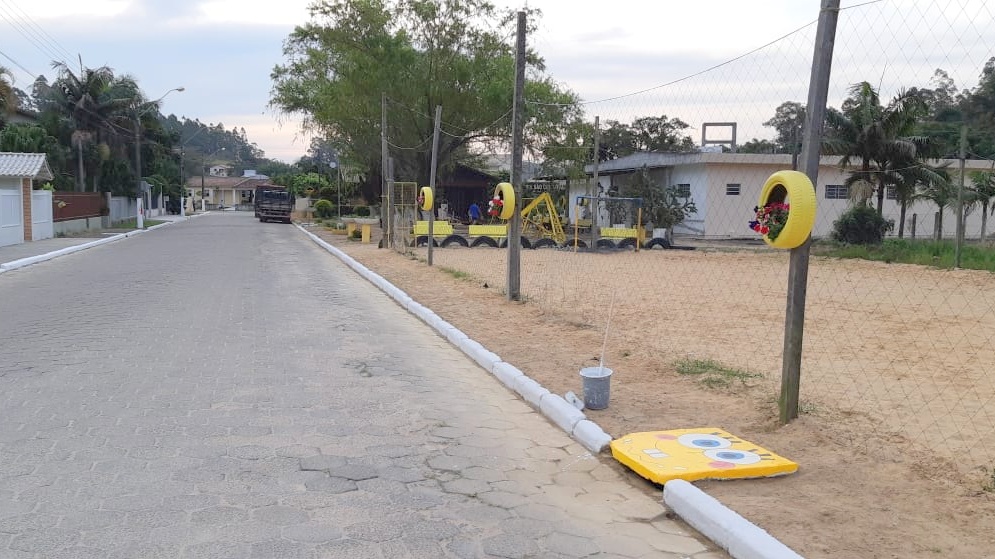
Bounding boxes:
468 202 482 224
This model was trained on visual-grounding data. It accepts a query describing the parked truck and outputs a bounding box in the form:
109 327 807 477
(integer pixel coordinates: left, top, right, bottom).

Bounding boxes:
255 185 294 223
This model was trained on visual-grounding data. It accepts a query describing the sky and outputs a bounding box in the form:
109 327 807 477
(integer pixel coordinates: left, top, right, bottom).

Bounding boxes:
2 1 994 163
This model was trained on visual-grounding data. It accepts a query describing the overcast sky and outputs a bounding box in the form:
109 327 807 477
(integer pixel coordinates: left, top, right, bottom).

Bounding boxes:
2 1 994 162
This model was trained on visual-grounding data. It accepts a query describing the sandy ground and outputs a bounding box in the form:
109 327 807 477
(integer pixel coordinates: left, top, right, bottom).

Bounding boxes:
312 226 995 559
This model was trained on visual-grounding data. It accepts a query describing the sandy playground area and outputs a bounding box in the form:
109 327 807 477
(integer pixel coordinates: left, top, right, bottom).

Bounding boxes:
311 226 995 559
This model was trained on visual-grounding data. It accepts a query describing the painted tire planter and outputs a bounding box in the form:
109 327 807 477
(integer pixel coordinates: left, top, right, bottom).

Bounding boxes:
757 170 816 249
418 186 434 211
493 182 516 220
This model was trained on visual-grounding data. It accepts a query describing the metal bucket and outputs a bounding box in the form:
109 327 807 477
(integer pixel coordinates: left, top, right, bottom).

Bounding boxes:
579 366 613 410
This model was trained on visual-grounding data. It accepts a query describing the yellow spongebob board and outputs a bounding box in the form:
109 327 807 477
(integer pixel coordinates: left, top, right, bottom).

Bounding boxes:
610 428 797 484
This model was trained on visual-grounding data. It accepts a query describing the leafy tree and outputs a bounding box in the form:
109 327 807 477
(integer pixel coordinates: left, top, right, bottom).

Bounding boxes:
738 138 779 154
270 0 580 202
823 81 929 216
763 101 806 154
629 115 695 153
291 172 330 197
619 166 697 234
0 123 68 187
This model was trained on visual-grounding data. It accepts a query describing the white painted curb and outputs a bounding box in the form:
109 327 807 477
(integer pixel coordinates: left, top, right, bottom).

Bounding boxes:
0 233 127 272
512 375 550 409
492 362 525 390
664 479 805 559
539 393 586 433
572 420 613 453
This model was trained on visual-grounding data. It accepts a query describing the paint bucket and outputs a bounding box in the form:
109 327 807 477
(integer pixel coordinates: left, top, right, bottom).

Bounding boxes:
579 366 613 410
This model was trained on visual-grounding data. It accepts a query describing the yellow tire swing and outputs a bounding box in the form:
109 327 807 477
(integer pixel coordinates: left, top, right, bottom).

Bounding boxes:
418 186 434 212
491 182 516 220
753 170 816 249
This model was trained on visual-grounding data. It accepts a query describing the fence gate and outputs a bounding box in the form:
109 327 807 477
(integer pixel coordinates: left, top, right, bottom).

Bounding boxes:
0 188 23 248
31 190 53 241
390 182 419 252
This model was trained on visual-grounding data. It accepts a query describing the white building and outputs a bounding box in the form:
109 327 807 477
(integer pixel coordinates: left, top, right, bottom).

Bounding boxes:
579 152 994 240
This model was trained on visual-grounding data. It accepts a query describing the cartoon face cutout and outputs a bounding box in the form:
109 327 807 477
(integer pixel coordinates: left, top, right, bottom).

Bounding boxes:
609 428 798 483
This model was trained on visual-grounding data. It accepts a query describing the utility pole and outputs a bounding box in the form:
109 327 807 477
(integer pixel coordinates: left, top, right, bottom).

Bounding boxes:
507 10 526 301
179 147 186 217
428 105 442 267
134 109 144 229
780 0 839 424
591 116 600 250
955 124 967 268
381 92 390 249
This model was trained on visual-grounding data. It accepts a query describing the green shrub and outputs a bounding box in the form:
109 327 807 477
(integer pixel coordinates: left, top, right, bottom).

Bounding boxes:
831 205 893 245
355 206 371 217
313 199 335 218
318 186 336 201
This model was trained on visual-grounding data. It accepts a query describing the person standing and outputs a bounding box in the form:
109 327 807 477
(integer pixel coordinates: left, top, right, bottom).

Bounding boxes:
468 202 481 225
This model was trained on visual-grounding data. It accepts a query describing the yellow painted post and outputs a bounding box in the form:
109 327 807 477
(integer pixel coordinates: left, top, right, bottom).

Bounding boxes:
573 204 580 252
636 207 642 253
361 224 371 243
346 222 357 237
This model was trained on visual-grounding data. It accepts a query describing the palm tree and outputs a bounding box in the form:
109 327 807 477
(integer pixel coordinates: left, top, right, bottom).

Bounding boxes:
968 169 995 240
50 59 136 192
823 82 929 215
892 162 948 237
914 165 955 240
0 65 16 126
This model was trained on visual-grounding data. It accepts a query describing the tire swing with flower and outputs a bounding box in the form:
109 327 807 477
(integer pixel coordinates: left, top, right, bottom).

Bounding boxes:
489 182 515 220
749 170 816 249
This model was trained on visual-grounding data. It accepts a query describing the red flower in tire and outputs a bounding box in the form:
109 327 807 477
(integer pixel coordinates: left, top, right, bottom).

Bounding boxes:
749 202 789 241
488 197 503 217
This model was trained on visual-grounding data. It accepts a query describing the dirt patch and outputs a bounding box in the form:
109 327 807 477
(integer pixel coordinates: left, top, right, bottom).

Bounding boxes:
311 227 995 559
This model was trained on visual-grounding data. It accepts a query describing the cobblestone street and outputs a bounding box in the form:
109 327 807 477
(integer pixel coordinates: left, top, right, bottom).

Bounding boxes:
0 213 722 559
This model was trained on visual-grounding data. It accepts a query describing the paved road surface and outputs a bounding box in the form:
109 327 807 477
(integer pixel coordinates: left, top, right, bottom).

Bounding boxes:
0 213 723 559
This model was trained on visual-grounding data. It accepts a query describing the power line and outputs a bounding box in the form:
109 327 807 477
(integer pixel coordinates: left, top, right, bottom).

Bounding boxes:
0 48 38 82
0 0 74 64
0 3 71 71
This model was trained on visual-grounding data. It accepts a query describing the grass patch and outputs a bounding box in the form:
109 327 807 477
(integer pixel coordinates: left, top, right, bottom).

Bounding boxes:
675 358 762 389
440 267 471 280
814 238 995 271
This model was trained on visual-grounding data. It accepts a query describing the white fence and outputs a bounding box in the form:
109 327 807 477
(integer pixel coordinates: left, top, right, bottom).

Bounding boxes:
0 187 21 248
31 190 53 241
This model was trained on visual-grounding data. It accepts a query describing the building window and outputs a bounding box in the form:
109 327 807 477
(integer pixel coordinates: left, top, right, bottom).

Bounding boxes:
825 184 848 200
674 183 691 198
886 186 897 200
726 183 741 196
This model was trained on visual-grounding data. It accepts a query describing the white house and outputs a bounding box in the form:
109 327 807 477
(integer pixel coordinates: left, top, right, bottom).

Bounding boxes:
0 152 54 248
581 152 995 240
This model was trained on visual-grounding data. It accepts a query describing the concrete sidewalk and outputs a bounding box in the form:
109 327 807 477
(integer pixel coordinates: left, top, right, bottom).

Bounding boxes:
0 213 197 272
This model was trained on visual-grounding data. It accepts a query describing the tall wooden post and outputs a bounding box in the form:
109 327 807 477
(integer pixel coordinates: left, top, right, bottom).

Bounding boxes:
780 0 840 424
427 105 442 266
507 11 526 300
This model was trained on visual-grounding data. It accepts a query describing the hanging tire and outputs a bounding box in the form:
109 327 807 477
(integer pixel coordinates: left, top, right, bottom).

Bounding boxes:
415 235 438 247
499 237 533 249
618 237 638 250
645 238 671 250
441 234 469 248
533 238 558 249
471 236 499 248
596 238 616 249
757 170 816 249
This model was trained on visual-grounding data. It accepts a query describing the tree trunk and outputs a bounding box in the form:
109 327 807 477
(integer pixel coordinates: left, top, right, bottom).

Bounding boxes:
936 209 944 240
898 200 907 238
76 141 85 193
876 175 885 216
982 201 989 241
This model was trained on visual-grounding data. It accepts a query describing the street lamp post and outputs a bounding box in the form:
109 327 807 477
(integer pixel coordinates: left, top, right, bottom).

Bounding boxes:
134 86 184 228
